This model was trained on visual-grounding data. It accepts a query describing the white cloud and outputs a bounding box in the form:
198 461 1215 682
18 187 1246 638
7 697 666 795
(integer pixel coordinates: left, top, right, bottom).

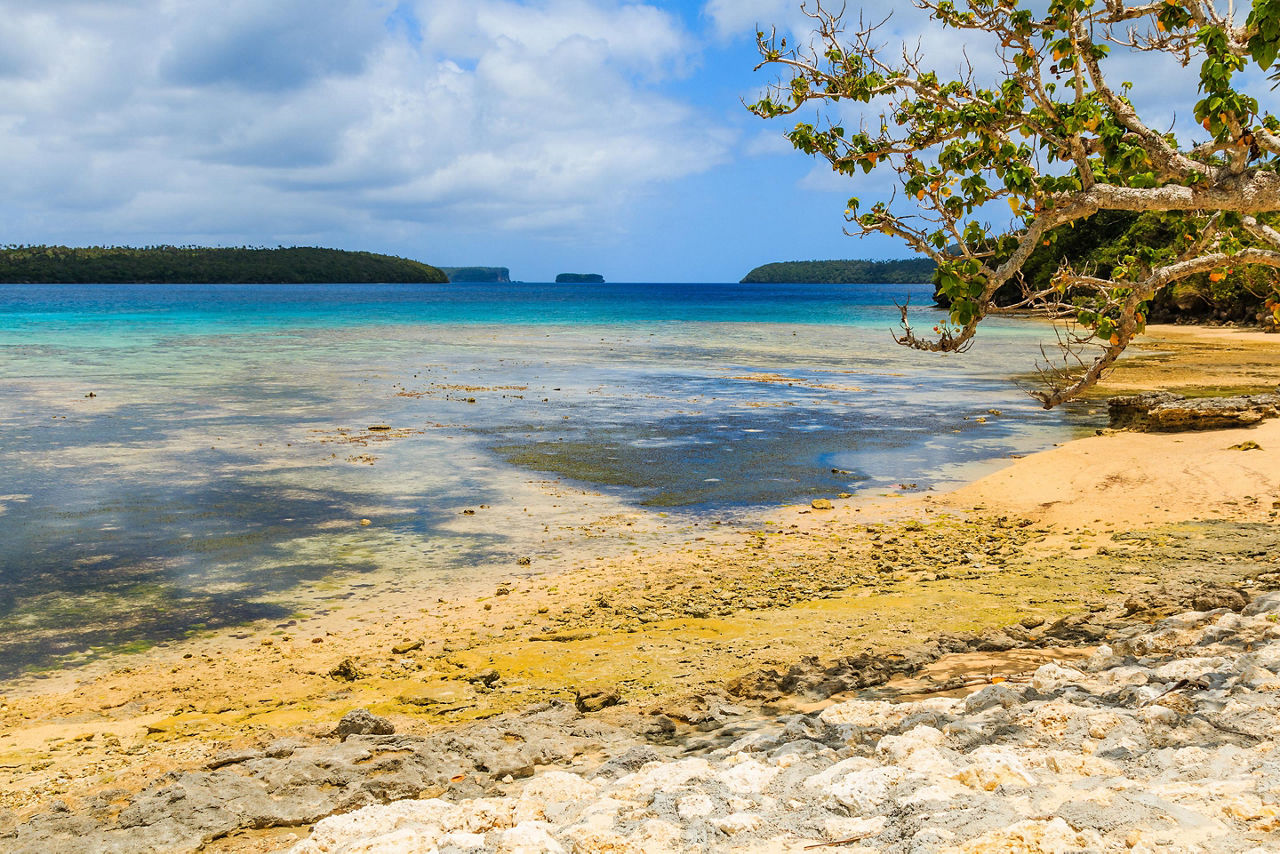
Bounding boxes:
703 0 796 40
0 0 734 249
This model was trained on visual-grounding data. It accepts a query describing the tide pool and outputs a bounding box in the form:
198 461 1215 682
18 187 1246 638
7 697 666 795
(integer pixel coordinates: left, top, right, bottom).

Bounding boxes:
0 282 1097 677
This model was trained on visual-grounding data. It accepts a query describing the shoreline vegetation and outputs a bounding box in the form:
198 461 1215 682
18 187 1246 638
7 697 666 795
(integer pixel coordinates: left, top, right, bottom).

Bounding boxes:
0 246 448 285
740 258 936 284
2 324 1278 851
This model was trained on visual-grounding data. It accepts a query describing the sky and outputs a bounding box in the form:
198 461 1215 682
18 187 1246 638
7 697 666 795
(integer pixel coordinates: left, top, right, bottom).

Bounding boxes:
0 0 1225 281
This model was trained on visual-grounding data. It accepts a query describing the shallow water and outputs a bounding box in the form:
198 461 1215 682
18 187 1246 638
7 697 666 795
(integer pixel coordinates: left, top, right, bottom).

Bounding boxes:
0 282 1096 677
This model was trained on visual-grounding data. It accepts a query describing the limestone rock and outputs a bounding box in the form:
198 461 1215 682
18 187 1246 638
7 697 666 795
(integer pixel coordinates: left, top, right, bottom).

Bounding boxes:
332 709 395 741
574 687 621 713
1108 390 1280 431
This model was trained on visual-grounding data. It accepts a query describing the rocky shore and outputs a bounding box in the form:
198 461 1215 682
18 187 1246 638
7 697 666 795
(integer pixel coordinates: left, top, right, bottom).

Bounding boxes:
1 324 1277 853
291 590 1280 853
7 582 1277 853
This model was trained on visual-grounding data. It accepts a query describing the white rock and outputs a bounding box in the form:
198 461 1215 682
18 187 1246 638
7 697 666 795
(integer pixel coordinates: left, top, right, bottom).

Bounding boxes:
898 746 959 777
910 825 956 847
818 700 902 727
439 830 487 851
576 796 626 823
1037 750 1120 778
1095 665 1151 688
716 812 765 835
876 724 944 761
1250 643 1280 671
293 800 456 853
513 771 597 823
802 756 878 791
898 779 972 806
1242 592 1280 616
493 821 565 854
1083 643 1116 671
1030 661 1087 692
822 766 905 813
717 756 780 795
1233 663 1280 690
822 815 886 840
1020 698 1092 738
943 817 1105 853
455 798 515 834
613 758 712 800
951 747 1037 791
1136 705 1181 728
1086 710 1126 739
561 826 630 854
1151 655 1230 682
676 792 715 820
629 819 683 854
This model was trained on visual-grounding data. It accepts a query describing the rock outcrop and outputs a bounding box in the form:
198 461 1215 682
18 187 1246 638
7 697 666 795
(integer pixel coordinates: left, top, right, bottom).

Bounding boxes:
8 586 1276 853
1109 387 1280 431
1 704 626 854
291 592 1280 852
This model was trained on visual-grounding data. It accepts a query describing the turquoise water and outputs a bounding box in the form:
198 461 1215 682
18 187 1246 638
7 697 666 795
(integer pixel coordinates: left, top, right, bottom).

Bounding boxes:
0 282 1096 677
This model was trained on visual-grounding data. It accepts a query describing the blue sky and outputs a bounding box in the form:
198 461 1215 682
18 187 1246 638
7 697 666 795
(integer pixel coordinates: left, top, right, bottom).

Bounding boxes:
0 0 1214 281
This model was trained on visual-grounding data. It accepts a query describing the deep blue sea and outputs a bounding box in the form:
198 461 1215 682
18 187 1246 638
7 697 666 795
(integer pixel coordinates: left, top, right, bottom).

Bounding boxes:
0 282 1097 677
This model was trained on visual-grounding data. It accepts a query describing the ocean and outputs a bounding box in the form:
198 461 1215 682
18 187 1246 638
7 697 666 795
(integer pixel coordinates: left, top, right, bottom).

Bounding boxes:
0 281 1097 677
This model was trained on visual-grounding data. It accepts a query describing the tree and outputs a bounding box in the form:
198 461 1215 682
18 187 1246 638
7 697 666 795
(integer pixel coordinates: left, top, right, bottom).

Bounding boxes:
751 0 1280 407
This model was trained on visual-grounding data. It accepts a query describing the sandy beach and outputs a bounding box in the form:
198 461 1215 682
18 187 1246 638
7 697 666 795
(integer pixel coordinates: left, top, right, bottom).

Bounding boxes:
1 323 1277 851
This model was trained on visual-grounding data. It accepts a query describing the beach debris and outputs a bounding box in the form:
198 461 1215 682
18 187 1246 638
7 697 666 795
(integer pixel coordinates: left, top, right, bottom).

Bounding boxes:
516 556 532 566
1229 440 1263 451
359 518 372 526
391 640 423 655
810 499 834 510
328 658 364 682
331 709 394 741
367 424 391 431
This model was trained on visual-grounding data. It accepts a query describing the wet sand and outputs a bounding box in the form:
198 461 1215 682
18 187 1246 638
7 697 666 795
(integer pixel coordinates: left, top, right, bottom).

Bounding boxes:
1 323 1277 831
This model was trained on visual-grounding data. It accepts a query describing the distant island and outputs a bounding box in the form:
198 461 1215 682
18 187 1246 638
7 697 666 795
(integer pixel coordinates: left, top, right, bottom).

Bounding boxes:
741 258 936 284
555 273 605 284
0 245 448 284
441 267 511 283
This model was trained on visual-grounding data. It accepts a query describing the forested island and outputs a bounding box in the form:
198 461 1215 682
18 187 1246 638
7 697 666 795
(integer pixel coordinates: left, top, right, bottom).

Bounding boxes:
0 245 448 284
555 273 604 283
440 267 511 283
741 258 936 284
